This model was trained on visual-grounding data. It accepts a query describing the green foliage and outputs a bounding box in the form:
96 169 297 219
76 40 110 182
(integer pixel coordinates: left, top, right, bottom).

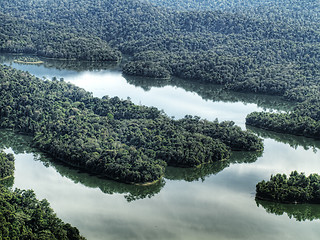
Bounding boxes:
246 103 320 140
0 185 85 239
0 151 14 180
0 65 262 183
0 11 121 61
256 171 320 204
2 0 320 141
175 115 263 151
123 61 170 79
1 0 320 100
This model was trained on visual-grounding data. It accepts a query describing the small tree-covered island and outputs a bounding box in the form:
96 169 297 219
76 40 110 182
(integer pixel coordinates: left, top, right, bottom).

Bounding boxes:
256 171 320 204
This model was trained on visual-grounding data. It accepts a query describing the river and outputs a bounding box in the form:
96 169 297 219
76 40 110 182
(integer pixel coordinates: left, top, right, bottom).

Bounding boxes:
1 54 320 240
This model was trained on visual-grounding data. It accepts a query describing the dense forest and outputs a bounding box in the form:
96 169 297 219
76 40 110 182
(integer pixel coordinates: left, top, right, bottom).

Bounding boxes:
246 96 320 139
0 186 85 239
0 151 14 180
1 0 320 138
256 171 320 204
0 64 262 184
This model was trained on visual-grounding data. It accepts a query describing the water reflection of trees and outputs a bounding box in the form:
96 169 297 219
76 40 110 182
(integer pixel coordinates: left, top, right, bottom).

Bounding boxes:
35 152 166 203
0 129 164 202
0 53 118 72
43 59 118 72
165 151 262 182
0 129 263 201
0 129 34 154
247 126 320 152
256 199 320 222
125 75 292 112
1 53 292 112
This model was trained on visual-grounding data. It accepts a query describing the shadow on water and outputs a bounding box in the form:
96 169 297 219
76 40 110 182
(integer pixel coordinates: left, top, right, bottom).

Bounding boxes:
247 126 320 152
0 129 164 202
0 129 263 201
256 199 320 222
1 53 292 113
35 152 166 203
165 151 263 182
124 75 293 112
0 129 34 154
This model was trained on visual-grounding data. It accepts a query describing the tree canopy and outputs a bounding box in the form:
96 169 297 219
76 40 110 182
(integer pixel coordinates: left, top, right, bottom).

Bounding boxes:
0 186 85 239
0 64 262 184
1 0 320 139
0 151 14 180
256 171 320 204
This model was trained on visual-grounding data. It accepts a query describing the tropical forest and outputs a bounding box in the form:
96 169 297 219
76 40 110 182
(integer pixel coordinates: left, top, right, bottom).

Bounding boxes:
0 0 320 239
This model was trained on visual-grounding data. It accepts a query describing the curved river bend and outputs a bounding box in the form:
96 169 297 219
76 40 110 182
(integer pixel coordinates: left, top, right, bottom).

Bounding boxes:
1 55 320 240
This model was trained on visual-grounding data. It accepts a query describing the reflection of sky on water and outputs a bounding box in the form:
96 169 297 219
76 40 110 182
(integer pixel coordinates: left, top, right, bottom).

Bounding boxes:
4 62 78 79
4 61 274 129
7 135 320 240
65 71 270 129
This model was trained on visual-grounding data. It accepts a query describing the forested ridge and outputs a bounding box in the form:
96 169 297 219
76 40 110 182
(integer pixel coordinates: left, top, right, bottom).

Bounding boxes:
1 0 320 138
0 12 121 61
0 64 262 184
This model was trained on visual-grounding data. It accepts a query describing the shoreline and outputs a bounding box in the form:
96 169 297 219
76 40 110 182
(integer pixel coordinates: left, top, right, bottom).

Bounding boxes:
13 60 44 65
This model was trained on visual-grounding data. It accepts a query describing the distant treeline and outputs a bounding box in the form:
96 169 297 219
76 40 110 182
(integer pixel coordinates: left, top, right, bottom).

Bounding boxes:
0 0 319 96
0 65 262 184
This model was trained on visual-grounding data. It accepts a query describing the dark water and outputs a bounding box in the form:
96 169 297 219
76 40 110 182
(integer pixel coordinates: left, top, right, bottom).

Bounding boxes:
1 54 320 240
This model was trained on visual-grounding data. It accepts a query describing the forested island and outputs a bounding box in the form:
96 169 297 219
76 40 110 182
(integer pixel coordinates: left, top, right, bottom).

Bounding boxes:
0 64 262 184
256 171 320 204
1 0 320 139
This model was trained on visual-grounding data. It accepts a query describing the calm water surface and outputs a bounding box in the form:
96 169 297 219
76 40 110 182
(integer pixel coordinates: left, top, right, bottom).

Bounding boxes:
1 55 320 240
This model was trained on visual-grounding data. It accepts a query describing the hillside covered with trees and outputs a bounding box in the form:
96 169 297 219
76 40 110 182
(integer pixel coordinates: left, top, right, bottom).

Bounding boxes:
1 0 320 139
